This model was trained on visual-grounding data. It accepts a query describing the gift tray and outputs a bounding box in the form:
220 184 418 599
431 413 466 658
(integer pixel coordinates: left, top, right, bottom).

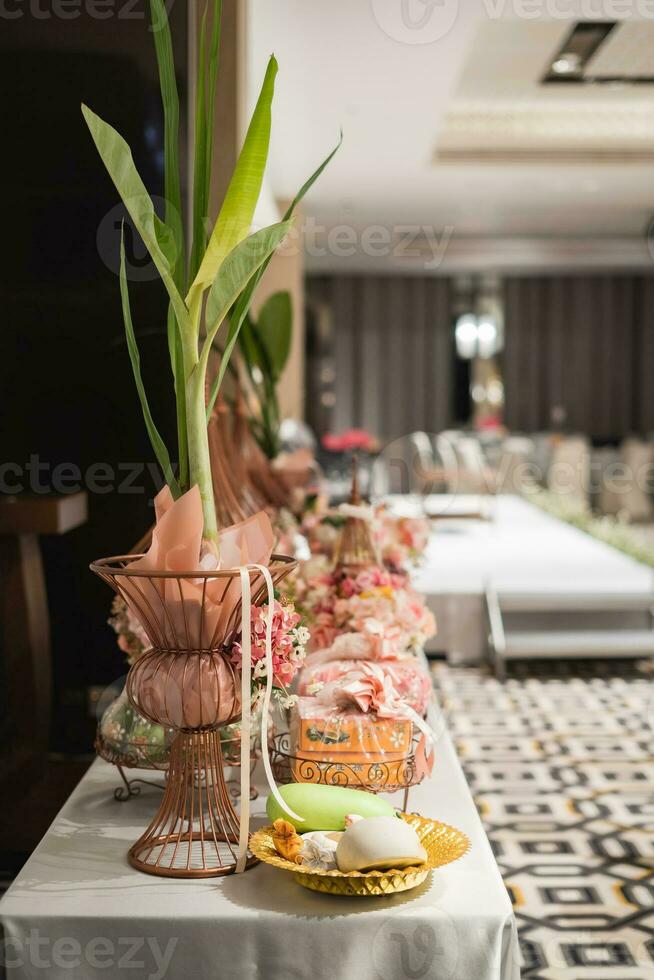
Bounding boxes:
270 730 428 806
250 812 469 896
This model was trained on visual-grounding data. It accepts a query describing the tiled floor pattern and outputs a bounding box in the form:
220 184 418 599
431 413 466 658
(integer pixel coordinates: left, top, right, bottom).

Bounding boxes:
433 659 654 979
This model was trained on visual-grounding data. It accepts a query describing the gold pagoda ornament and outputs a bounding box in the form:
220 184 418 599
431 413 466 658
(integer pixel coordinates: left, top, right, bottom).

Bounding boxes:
332 457 380 571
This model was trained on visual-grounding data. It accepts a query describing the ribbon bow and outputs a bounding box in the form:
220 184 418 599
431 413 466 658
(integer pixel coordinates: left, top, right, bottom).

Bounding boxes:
317 661 402 716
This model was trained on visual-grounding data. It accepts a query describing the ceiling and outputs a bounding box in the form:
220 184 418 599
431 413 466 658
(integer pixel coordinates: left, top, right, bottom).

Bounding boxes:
245 1 654 272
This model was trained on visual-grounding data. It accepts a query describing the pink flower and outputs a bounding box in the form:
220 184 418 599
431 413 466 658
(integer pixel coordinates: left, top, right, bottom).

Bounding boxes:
229 599 308 704
321 429 378 453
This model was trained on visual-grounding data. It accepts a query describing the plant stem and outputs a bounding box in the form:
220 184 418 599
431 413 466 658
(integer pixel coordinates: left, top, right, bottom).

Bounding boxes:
186 364 219 544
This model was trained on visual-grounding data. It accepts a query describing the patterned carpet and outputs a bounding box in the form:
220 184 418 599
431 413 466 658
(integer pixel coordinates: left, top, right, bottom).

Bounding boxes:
433 659 654 980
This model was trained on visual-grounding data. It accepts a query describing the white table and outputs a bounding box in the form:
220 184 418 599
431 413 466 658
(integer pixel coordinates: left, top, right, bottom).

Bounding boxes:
388 494 654 663
0 712 518 980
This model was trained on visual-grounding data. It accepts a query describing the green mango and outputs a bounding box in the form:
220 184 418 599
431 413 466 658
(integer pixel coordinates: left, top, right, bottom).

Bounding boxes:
266 783 396 832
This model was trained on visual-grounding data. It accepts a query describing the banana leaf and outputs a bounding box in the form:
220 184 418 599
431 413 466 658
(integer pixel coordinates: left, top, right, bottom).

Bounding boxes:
256 291 292 381
81 105 192 347
149 0 188 487
201 220 292 369
119 228 180 497
187 55 278 314
205 132 343 419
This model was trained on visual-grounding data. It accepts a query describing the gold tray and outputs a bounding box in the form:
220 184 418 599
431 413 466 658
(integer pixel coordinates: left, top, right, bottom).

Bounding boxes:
249 812 469 896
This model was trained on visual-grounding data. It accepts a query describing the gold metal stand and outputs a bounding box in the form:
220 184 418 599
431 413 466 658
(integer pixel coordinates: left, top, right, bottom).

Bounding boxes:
128 730 257 877
90 554 297 878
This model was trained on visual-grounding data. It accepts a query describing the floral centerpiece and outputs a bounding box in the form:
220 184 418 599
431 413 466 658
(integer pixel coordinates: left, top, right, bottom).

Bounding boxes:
372 505 431 573
301 503 430 575
293 563 435 659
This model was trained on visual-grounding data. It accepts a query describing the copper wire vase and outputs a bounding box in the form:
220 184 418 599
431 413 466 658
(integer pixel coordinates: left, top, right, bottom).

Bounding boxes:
90 553 297 878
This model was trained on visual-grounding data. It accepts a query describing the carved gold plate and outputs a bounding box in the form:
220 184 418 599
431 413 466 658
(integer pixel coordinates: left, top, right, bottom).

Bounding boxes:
249 812 470 896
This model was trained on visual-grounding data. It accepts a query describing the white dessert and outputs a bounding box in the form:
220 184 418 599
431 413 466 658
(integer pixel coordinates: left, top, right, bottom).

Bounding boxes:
335 816 427 873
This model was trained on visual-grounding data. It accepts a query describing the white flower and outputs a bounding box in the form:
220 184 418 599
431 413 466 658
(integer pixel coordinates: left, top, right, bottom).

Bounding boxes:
251 688 265 711
275 691 298 710
293 625 311 646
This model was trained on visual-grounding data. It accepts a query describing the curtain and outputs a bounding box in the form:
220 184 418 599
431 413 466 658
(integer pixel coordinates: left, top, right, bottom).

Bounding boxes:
503 275 654 438
306 275 453 441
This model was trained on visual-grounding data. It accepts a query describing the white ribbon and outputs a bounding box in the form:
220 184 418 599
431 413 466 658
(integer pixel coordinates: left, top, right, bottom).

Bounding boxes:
235 567 252 873
399 702 437 755
338 502 374 522
235 563 303 873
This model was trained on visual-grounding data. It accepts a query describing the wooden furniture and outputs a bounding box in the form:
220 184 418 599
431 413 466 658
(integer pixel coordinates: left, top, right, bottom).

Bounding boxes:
0 493 87 777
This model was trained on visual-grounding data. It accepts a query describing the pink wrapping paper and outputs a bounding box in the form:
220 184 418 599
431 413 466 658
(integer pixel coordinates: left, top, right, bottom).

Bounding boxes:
298 657 432 715
119 486 274 735
123 486 274 651
133 649 240 730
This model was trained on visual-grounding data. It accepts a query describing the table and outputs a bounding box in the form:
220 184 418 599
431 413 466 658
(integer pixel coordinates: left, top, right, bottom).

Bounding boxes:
0 708 519 980
387 494 654 664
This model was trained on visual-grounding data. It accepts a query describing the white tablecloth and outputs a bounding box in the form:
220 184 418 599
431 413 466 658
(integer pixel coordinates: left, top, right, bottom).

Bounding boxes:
1 714 518 980
388 494 654 663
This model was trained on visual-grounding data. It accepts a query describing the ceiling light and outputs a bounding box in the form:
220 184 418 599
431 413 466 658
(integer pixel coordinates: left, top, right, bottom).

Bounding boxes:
455 314 478 360
456 314 502 360
477 318 498 359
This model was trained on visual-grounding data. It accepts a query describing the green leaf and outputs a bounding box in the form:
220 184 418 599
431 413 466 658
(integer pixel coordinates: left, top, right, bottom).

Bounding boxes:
204 0 223 201
203 220 292 362
237 313 263 376
81 104 193 348
202 220 292 410
166 305 188 489
119 228 180 498
238 313 276 410
207 128 343 421
149 0 184 286
189 0 222 284
221 131 344 399
149 0 188 487
282 130 343 223
189 3 209 281
187 55 278 309
256 290 292 380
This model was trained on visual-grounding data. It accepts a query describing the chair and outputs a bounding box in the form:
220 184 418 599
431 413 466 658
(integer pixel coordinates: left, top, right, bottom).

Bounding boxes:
614 439 654 523
452 436 498 495
496 436 536 494
547 436 590 510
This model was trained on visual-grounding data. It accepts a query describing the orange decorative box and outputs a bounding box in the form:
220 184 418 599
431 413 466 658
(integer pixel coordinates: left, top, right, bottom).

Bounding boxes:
289 697 413 786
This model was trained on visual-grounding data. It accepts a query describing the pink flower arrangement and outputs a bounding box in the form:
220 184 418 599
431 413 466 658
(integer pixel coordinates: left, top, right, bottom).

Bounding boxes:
229 599 310 708
300 504 430 574
372 505 430 572
293 563 435 658
321 429 379 453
